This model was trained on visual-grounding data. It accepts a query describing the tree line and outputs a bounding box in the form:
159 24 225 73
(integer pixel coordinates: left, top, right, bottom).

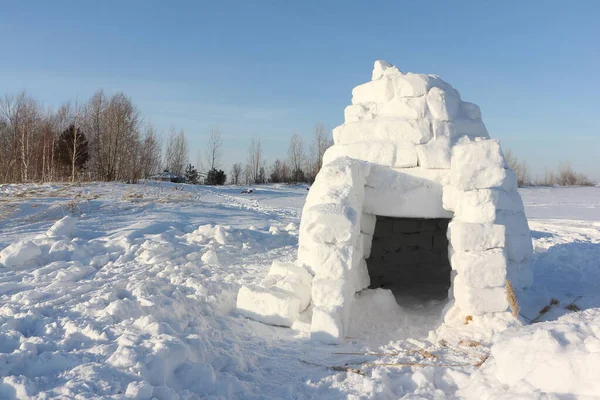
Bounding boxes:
0 90 333 186
505 149 594 187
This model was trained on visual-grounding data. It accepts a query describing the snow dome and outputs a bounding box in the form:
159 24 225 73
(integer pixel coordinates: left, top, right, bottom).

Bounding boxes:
237 60 533 344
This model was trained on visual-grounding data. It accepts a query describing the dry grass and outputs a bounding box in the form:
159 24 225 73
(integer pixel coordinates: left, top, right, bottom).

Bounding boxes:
506 279 520 318
464 315 473 325
459 340 481 348
531 298 560 323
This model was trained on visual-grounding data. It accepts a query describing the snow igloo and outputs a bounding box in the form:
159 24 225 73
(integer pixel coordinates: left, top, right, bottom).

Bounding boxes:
237 61 533 344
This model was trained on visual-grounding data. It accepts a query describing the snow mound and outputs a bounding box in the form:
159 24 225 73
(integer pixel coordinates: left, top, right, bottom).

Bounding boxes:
462 309 600 398
0 240 41 268
46 215 77 238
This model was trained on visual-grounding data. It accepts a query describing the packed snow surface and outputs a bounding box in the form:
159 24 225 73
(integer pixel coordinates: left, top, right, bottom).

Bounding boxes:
0 182 599 399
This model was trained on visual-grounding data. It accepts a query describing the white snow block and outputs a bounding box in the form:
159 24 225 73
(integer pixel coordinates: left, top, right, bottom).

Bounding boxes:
351 78 394 104
266 261 313 285
454 189 525 223
459 101 482 120
311 306 345 344
376 96 429 120
364 166 452 218
312 278 351 308
46 216 77 238
507 260 533 289
451 140 514 190
433 119 489 139
0 240 41 268
505 234 533 263
451 248 507 288
391 73 432 97
317 156 370 188
427 87 460 121
372 60 401 80
360 233 373 259
454 275 509 315
236 285 301 327
360 213 377 236
352 258 370 291
300 203 359 244
322 142 417 169
344 103 377 122
332 119 432 146
495 211 531 237
447 221 506 251
298 242 357 279
416 137 452 169
304 181 362 211
442 185 458 212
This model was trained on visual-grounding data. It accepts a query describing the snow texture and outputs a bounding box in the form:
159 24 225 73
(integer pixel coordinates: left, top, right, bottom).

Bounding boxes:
0 181 597 398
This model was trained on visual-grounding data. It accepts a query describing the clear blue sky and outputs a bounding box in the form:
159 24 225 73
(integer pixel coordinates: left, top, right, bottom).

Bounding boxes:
1 1 599 180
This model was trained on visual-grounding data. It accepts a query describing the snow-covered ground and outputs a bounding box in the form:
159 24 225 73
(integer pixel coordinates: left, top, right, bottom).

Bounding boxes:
0 182 599 399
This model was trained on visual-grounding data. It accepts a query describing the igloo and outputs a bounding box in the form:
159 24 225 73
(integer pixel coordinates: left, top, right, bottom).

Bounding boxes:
237 60 533 344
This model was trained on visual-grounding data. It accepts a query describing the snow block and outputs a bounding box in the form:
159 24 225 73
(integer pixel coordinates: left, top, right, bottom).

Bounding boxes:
507 260 533 289
360 213 377 236
344 103 377 123
298 241 357 279
312 278 351 308
351 78 394 104
236 285 301 327
376 96 429 120
332 119 432 146
322 142 417 169
505 234 533 263
447 221 506 251
364 166 451 218
360 233 373 259
442 185 458 212
454 189 525 223
427 87 460 121
352 259 370 292
316 156 370 189
416 137 452 169
451 248 508 288
311 306 345 344
372 60 401 80
451 140 513 190
453 275 509 315
433 119 489 139
459 101 482 120
300 203 359 244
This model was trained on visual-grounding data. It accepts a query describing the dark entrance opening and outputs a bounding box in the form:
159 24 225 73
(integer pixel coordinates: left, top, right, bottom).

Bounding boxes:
366 216 451 303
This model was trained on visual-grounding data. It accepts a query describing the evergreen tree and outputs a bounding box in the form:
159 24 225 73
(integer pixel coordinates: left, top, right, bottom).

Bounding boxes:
184 163 199 184
205 168 227 185
55 124 90 177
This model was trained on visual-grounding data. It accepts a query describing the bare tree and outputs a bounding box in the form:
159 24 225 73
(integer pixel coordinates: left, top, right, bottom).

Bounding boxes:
287 133 306 182
139 124 162 178
504 149 530 187
247 137 263 184
164 128 188 176
556 162 593 186
205 128 223 171
310 123 332 179
230 163 243 185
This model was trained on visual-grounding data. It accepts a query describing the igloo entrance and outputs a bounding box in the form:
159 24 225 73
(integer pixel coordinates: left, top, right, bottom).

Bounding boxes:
367 216 451 303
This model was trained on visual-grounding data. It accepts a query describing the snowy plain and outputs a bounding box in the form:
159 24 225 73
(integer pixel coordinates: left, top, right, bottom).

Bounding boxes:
0 181 599 399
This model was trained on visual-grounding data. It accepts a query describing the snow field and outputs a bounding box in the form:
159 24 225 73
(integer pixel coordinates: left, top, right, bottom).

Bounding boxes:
0 183 599 397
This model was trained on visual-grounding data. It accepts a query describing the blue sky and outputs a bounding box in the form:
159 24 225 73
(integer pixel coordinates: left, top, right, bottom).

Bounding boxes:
1 1 599 179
